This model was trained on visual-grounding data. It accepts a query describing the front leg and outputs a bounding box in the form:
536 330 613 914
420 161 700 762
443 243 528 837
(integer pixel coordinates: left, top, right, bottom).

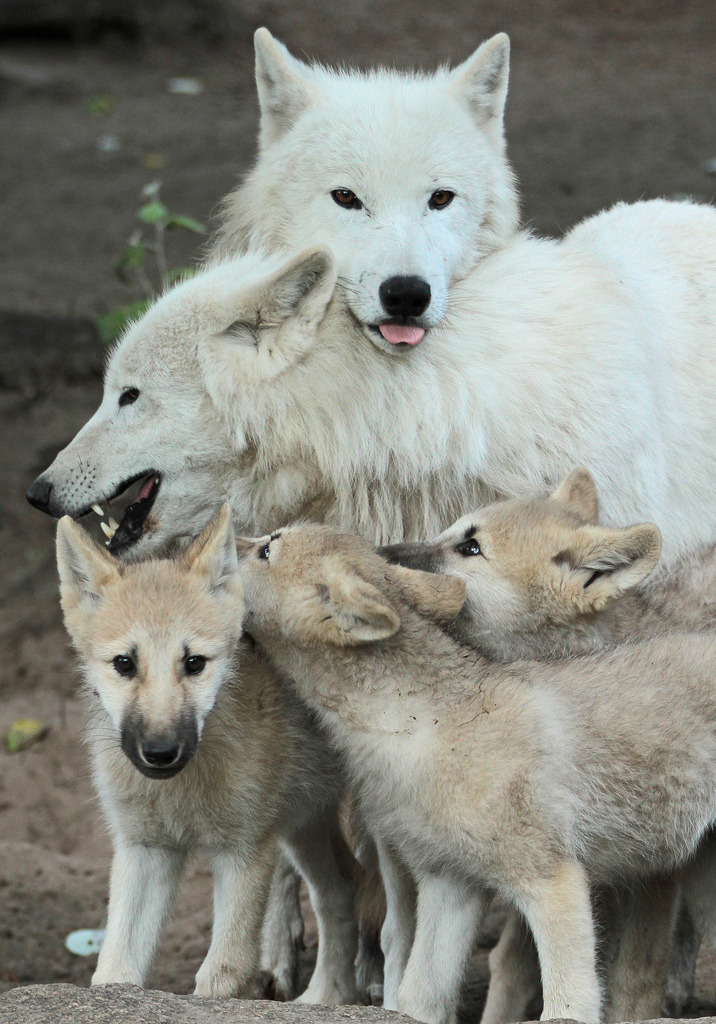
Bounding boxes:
194 838 277 998
398 872 485 1024
376 838 416 1011
514 861 600 1023
260 852 304 1000
480 909 541 1024
93 842 185 987
285 806 359 1005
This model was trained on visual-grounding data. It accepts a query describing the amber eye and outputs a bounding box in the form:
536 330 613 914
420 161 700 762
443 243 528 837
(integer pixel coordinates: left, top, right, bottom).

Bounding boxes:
113 654 136 677
455 538 481 557
331 189 363 210
428 190 455 210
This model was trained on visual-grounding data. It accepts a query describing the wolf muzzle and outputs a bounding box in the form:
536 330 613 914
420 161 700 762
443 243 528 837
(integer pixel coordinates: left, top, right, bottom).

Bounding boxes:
121 713 199 780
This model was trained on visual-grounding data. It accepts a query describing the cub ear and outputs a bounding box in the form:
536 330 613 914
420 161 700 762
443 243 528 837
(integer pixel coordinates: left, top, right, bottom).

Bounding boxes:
559 522 662 610
291 558 400 646
449 33 510 135
550 467 599 525
56 516 120 609
184 504 240 595
392 565 466 623
254 28 320 149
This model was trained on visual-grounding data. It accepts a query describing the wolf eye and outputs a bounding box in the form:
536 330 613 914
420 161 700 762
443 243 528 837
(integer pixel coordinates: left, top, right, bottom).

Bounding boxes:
119 387 140 407
428 190 455 210
184 654 206 676
455 538 481 557
331 189 363 210
113 654 136 677
258 542 270 561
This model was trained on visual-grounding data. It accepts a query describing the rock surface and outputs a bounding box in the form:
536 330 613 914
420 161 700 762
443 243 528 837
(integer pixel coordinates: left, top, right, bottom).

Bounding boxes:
0 984 409 1023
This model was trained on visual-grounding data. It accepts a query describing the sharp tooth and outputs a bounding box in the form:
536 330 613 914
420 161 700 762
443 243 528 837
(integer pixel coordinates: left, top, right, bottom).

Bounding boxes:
92 504 104 516
101 522 115 540
154 475 160 485
108 517 120 531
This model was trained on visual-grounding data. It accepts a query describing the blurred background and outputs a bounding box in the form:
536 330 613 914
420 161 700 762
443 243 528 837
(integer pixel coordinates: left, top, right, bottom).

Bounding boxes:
0 0 714 1004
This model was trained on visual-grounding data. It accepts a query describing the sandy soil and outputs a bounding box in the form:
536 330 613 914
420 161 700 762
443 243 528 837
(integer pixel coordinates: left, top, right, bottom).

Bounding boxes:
0 0 714 1010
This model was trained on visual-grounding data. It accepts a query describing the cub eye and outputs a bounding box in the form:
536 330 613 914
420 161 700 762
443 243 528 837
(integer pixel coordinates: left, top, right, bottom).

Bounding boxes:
331 189 363 210
428 189 455 210
258 542 270 561
113 654 136 677
184 654 206 676
455 538 481 557
119 387 140 407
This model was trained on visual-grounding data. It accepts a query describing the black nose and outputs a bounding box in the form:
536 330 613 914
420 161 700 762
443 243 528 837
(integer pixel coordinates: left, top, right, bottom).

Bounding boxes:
141 740 181 768
379 276 431 319
26 476 54 512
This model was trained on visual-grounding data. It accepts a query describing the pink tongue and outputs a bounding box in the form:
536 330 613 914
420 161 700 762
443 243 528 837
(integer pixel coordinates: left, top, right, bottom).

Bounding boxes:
379 324 425 346
136 475 156 502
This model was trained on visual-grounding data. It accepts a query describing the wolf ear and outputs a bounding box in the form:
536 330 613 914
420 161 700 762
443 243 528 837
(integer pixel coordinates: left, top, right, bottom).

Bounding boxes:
291 558 400 646
184 504 240 594
550 467 599 525
558 522 662 610
207 248 336 384
449 33 510 135
254 28 319 149
258 248 336 327
56 516 120 609
392 565 466 623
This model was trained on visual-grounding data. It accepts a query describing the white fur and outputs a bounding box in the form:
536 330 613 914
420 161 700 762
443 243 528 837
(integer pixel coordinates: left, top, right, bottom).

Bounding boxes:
216 29 518 350
35 198 716 572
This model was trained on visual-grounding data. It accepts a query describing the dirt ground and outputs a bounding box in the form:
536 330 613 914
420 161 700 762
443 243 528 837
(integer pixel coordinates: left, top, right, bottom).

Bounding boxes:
0 0 714 1010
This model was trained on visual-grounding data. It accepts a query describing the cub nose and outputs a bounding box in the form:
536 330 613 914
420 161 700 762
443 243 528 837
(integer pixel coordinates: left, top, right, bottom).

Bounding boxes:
379 276 431 319
141 739 181 769
26 476 54 512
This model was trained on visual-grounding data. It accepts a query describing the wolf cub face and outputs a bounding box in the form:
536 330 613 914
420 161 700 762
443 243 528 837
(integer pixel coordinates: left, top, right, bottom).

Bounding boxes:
237 524 465 652
381 468 662 656
57 505 243 779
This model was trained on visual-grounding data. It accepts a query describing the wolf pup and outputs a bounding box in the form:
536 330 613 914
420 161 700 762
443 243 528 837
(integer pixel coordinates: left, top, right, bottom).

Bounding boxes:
56 507 358 1004
217 29 517 348
235 521 716 1024
382 466 715 662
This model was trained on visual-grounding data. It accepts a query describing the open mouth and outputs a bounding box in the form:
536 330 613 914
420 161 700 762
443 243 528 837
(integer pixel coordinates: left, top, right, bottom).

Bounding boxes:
368 321 426 347
83 471 161 554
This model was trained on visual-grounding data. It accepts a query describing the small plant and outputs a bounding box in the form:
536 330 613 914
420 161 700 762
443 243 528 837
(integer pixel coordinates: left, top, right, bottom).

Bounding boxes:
97 181 205 345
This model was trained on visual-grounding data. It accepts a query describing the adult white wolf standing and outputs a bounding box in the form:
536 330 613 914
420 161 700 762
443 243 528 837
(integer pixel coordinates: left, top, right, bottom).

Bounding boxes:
216 29 518 352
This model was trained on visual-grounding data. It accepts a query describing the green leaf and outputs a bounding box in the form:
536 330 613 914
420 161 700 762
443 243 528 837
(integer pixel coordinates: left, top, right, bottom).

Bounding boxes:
96 300 151 345
163 266 198 286
138 201 169 225
4 719 49 754
114 243 146 284
165 214 206 234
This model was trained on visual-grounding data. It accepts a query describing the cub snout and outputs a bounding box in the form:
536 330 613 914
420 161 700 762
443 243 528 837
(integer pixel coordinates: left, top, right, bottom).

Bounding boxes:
121 715 199 780
379 540 444 574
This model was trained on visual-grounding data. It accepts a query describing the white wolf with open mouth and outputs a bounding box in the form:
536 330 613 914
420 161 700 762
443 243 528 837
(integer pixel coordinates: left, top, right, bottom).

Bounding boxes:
28 195 716 571
215 28 518 354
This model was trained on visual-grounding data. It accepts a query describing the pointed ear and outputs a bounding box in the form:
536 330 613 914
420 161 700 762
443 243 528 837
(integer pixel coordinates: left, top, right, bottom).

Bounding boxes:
254 28 319 149
291 558 400 646
56 516 120 608
260 248 336 327
392 565 466 623
184 504 240 594
560 522 662 610
449 33 510 135
550 467 599 525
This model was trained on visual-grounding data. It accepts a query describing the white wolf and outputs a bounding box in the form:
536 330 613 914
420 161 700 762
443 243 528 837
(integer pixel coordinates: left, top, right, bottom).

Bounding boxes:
215 29 518 352
28 199 716 573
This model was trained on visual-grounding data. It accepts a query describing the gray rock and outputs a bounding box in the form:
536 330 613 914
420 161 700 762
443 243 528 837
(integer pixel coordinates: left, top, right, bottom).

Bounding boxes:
0 984 412 1024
